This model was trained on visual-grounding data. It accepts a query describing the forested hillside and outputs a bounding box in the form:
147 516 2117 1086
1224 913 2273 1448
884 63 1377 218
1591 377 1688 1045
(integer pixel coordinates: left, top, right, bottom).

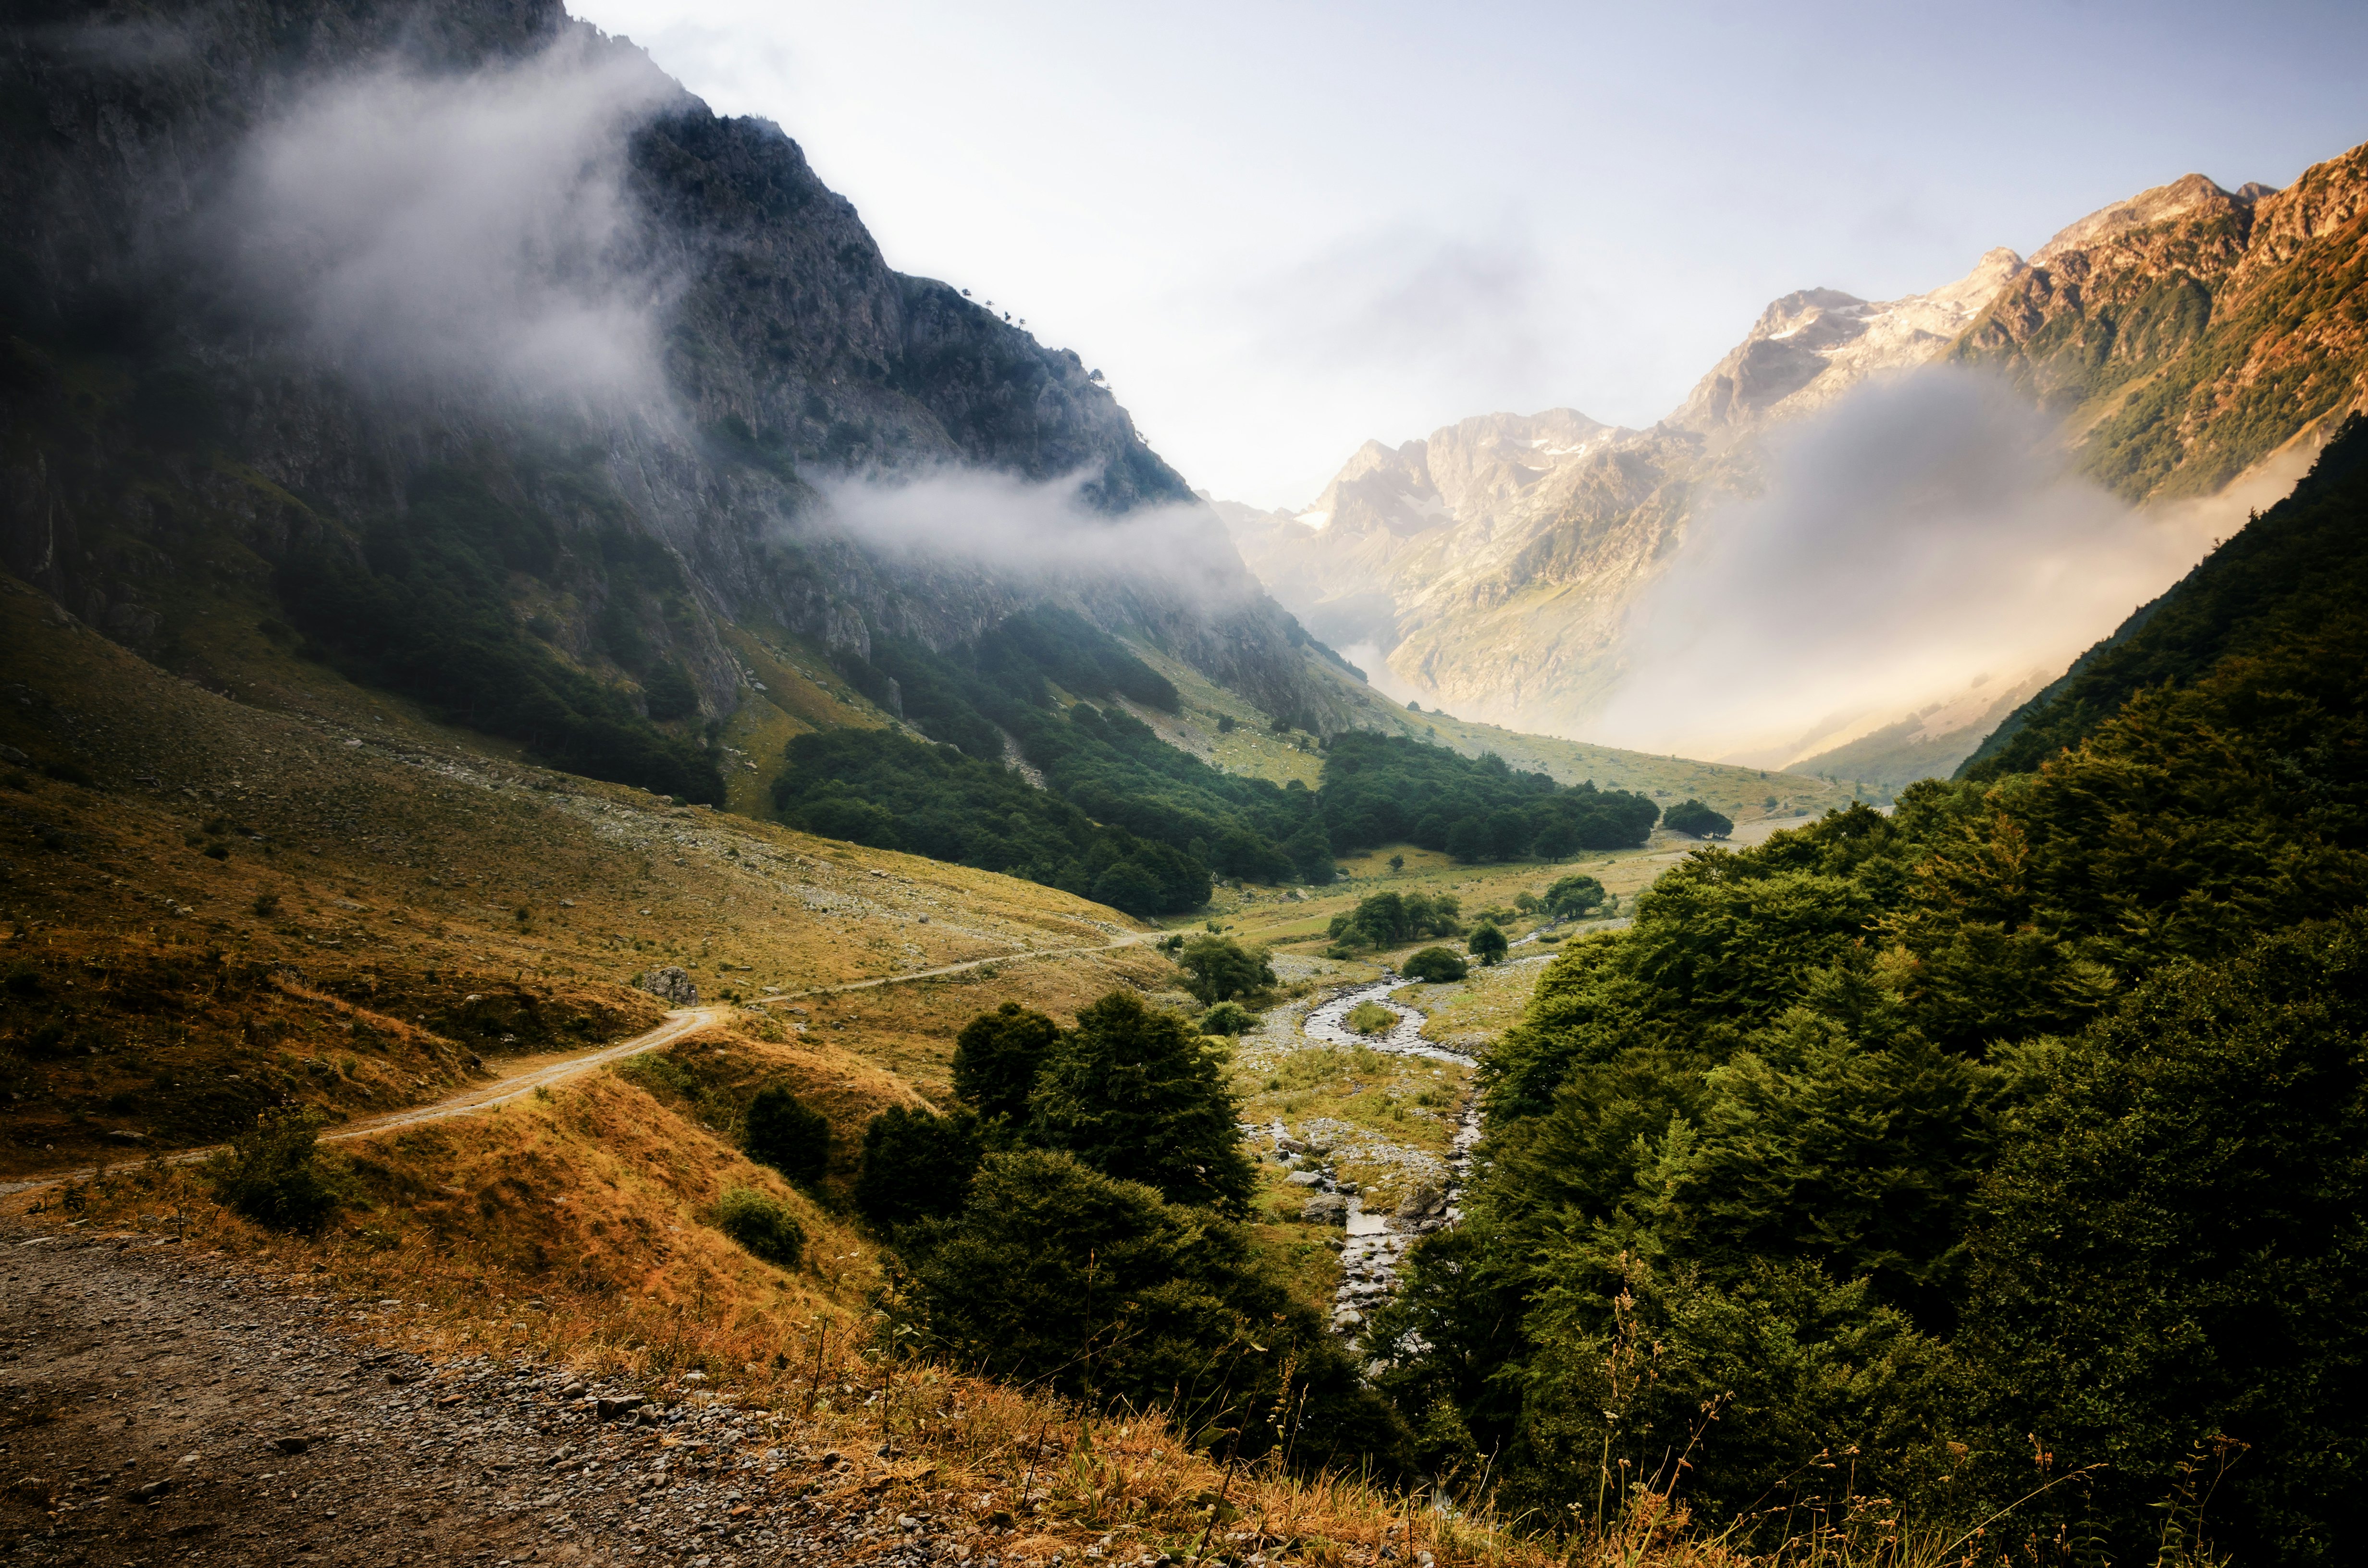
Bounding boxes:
1371 414 2368 1561
772 637 1666 912
1962 412 2368 779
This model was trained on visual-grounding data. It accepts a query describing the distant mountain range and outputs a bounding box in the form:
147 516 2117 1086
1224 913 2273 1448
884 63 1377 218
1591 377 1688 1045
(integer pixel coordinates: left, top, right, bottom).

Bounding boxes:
1219 143 2368 784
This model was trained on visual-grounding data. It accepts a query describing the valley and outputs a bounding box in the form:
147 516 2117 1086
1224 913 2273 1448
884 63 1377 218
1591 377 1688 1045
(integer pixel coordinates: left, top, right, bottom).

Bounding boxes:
1221 147 2368 786
2 0 2365 1563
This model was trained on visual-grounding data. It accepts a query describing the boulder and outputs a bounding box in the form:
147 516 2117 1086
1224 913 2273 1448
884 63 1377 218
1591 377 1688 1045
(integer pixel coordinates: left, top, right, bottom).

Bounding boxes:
1394 1185 1446 1222
1300 1194 1350 1225
634 967 699 1005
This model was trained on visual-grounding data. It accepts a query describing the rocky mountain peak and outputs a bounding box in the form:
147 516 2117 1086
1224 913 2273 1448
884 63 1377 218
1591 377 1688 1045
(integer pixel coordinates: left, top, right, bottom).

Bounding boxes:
2029 171 2257 266
1670 249 2028 435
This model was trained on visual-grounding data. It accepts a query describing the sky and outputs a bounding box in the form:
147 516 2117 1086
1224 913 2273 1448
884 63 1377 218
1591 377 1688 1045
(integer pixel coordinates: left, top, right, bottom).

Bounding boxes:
569 0 2368 509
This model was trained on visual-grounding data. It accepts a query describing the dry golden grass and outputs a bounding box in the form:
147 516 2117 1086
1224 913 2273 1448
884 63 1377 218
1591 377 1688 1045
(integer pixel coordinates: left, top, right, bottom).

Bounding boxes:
1409 952 1559 1051
22 1071 1587 1567
0 573 1157 1170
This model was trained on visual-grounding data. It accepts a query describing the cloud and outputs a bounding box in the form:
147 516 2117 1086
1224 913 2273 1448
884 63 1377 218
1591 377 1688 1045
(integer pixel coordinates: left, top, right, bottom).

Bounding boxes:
225 32 681 403
1588 366 2220 759
813 467 1255 603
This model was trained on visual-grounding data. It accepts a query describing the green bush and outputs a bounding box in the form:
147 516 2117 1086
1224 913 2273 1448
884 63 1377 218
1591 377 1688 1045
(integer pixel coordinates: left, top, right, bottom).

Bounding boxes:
1467 922 1508 965
1661 798 1733 838
1400 946 1467 983
742 1082 830 1188
713 1186 805 1267
1198 1001 1257 1036
855 1105 984 1231
951 1002 1059 1125
1026 990 1257 1212
1174 933 1274 1003
1541 873 1606 919
204 1108 342 1232
890 1149 1406 1469
1343 1000 1397 1035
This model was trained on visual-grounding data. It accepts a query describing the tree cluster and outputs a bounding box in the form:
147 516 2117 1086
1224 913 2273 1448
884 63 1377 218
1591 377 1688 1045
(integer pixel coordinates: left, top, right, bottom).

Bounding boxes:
1369 535 2368 1559
1320 732 1660 862
1660 797 1732 837
773 728 1211 915
1326 890 1463 954
807 607 1334 892
855 992 1405 1465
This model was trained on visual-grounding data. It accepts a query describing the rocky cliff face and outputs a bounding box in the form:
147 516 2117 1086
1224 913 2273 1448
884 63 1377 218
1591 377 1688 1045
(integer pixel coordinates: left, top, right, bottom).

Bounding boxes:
1224 141 2368 772
0 0 1353 793
1956 149 2368 499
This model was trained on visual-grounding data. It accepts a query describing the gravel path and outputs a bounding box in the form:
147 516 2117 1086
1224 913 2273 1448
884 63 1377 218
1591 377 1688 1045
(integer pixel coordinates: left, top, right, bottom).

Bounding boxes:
0 1009 731 1201
0 1229 1003 1567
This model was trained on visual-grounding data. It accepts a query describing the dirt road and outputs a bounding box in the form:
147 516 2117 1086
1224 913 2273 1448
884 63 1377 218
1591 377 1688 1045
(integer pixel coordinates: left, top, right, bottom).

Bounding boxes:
0 1229 978 1566
0 1009 729 1201
1 930 1160 1199
745 933 1151 1005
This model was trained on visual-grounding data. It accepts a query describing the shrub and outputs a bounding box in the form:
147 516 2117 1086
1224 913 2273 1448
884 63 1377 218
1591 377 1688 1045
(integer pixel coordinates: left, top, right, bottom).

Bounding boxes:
1401 946 1468 983
713 1186 805 1267
1175 933 1274 1004
951 1002 1059 1124
1027 990 1258 1212
1542 873 1606 919
204 1108 341 1232
1662 798 1734 838
251 892 281 918
1467 922 1509 965
889 1149 1408 1470
1199 1001 1257 1036
1344 1000 1397 1035
855 1105 984 1231
742 1083 830 1187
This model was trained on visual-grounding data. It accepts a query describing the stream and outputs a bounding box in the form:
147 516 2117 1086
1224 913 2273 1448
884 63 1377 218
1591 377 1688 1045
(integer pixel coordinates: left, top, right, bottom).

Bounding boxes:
1258 970 1499 1344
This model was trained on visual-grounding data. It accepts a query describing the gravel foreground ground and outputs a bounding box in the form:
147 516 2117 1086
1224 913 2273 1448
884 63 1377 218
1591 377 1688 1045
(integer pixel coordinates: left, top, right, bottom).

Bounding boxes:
0 1226 1008 1568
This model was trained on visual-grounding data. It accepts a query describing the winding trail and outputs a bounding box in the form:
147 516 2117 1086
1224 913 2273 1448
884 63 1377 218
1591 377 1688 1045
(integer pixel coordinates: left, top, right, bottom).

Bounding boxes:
745 932 1149 1004
1 930 1157 1198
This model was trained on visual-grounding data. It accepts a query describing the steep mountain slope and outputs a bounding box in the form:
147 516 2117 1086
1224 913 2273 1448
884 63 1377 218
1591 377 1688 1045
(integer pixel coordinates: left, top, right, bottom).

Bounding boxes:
0 0 1350 808
1226 143 2368 781
1956 151 2368 499
1960 412 2368 780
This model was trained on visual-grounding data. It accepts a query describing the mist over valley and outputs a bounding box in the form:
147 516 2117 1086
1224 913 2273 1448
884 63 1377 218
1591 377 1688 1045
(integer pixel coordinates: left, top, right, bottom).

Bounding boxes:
2 4 2366 1565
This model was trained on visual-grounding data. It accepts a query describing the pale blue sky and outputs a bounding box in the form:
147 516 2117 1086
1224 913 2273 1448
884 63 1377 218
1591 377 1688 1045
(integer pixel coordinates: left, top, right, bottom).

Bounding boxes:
571 0 2368 507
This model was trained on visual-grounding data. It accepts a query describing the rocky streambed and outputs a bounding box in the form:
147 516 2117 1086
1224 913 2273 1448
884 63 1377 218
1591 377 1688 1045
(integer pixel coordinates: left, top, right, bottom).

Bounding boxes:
1242 972 1492 1347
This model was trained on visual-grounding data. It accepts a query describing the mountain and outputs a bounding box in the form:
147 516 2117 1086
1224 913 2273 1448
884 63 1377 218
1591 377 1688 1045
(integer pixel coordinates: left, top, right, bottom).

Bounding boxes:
0 0 1352 807
1957 152 2368 499
1223 144 2368 784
